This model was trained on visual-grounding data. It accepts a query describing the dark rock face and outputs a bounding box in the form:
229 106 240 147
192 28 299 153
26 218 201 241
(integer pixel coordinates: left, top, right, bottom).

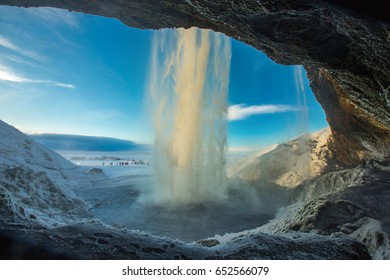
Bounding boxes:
0 221 371 260
0 0 389 166
307 68 390 167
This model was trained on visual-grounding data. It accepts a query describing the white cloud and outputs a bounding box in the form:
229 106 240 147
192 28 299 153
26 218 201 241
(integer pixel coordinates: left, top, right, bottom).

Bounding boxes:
0 54 37 68
50 82 76 89
0 35 74 89
0 36 18 51
0 67 29 83
0 65 75 89
0 35 45 62
228 103 299 121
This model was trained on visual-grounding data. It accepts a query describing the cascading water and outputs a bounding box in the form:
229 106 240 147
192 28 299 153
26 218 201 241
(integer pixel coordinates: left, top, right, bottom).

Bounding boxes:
293 65 312 178
148 27 231 204
293 65 309 134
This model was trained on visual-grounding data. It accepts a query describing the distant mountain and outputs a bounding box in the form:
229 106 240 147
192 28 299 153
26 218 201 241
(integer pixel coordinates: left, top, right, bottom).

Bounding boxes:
30 133 151 151
227 128 331 188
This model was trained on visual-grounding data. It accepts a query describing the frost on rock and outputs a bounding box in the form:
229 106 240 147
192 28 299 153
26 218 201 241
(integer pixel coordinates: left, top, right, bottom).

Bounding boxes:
343 217 390 260
256 164 390 259
0 120 91 228
0 166 89 227
0 221 371 260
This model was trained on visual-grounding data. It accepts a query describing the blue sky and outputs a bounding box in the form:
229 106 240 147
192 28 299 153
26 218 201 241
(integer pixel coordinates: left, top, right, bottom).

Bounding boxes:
0 6 328 149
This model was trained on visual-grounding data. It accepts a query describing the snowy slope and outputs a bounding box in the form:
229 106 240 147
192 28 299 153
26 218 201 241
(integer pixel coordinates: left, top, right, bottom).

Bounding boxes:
254 164 390 259
0 120 90 227
228 128 331 187
0 121 75 170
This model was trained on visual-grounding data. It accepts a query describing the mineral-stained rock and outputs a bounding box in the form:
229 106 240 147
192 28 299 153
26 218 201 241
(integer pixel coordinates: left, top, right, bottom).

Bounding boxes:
0 1 389 164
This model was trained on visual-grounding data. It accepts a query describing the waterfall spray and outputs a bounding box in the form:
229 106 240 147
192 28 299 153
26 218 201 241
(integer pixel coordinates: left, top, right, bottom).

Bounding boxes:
293 65 309 134
148 28 231 204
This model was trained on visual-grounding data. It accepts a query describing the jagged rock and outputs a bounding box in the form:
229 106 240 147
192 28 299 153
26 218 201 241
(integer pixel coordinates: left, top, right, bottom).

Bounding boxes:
260 164 390 259
347 217 390 260
0 221 371 260
1 0 389 166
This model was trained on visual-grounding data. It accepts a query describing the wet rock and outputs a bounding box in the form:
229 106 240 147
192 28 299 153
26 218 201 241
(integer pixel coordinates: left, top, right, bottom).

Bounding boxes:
197 239 220 247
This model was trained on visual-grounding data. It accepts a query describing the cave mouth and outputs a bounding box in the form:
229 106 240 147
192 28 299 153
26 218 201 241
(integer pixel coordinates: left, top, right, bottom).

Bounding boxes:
0 6 329 242
0 6 328 146
0 1 389 261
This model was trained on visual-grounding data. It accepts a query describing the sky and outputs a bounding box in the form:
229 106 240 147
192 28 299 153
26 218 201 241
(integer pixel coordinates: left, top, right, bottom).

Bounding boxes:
0 6 328 149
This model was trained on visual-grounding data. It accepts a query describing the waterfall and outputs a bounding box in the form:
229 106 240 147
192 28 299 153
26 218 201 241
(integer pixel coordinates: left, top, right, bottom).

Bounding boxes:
294 65 309 134
147 27 231 204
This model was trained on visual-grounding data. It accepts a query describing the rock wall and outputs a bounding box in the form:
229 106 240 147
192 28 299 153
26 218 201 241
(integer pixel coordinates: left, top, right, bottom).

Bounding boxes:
1 0 389 166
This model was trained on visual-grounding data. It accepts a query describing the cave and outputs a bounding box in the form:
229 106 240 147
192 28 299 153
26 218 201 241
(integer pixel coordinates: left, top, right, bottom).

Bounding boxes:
0 0 389 260
2 0 389 167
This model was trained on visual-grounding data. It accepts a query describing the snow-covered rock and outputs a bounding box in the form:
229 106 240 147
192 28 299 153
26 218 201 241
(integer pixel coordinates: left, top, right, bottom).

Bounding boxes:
0 220 371 260
0 120 90 227
228 128 331 188
347 217 390 260
0 120 74 170
256 164 390 259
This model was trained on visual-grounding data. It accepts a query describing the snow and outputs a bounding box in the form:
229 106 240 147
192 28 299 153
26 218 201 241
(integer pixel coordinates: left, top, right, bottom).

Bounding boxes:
250 167 367 235
0 120 91 227
348 217 390 260
227 128 330 188
224 128 390 259
245 164 390 259
0 120 74 170
227 144 278 177
0 121 387 259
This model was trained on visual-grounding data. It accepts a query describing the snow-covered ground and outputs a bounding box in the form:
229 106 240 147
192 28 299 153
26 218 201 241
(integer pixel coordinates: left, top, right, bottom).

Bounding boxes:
54 150 276 242
1 119 388 259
